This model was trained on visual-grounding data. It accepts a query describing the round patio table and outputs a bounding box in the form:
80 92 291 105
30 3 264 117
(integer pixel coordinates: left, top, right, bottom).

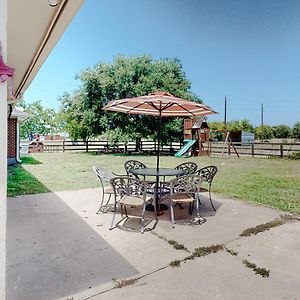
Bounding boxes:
130 168 185 178
130 168 185 214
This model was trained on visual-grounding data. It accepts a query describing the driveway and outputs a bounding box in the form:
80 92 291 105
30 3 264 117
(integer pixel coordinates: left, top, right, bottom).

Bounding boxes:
7 188 300 300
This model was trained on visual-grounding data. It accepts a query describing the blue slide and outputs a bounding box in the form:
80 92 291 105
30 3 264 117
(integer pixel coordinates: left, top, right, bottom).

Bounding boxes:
175 139 197 157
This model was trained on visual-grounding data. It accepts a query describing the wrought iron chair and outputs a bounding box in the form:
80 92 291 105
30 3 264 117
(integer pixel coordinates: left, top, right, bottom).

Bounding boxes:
175 162 198 175
124 160 155 194
109 177 157 234
169 175 204 227
93 166 124 214
195 166 218 211
124 160 147 179
162 162 198 205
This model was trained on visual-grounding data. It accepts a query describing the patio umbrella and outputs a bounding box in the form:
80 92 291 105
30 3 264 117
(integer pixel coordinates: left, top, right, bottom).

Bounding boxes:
102 92 218 207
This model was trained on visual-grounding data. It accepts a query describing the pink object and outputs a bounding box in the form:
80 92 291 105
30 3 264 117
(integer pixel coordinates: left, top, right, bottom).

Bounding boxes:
0 43 15 98
0 55 15 83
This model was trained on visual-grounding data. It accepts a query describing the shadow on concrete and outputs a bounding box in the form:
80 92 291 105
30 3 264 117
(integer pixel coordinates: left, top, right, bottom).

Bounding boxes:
6 193 138 300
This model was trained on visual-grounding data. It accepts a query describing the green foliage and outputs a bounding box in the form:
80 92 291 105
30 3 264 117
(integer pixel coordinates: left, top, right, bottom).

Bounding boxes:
287 151 300 160
254 125 274 140
272 125 292 138
227 119 254 132
60 55 201 143
19 100 62 139
208 119 254 141
99 128 131 146
293 122 300 140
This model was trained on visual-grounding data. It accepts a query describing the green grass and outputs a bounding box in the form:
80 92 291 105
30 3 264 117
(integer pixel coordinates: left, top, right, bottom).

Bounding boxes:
20 156 42 165
7 165 50 197
7 152 300 214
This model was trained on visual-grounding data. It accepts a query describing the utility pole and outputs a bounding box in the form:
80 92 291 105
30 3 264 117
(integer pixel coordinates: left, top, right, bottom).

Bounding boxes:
261 103 264 142
224 96 227 130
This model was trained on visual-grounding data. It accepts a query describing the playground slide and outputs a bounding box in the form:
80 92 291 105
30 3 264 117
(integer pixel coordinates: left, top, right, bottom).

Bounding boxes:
175 139 197 157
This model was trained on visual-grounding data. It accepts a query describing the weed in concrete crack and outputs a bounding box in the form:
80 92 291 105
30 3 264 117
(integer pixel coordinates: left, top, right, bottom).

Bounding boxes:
280 213 300 222
240 219 285 237
113 278 138 288
150 231 167 241
240 214 299 237
170 259 181 268
183 254 196 261
193 244 224 257
168 240 189 252
242 260 270 278
226 248 238 256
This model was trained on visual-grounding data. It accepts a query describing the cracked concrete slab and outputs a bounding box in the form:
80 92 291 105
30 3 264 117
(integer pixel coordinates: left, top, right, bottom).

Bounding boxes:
6 188 300 300
6 193 138 300
91 251 300 300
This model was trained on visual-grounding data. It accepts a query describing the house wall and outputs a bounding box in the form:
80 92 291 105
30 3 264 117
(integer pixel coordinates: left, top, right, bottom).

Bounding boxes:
7 118 17 165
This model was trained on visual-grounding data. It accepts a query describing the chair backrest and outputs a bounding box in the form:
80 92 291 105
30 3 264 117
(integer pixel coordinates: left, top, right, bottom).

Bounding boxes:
124 160 147 177
196 166 218 184
110 176 144 198
170 174 203 195
93 166 114 188
175 162 198 175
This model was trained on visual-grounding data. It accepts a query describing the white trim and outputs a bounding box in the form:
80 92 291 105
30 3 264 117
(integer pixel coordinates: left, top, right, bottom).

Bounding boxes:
0 0 7 297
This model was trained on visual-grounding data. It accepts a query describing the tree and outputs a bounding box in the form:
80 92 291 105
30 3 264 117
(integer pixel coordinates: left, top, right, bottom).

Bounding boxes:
60 55 201 146
293 122 300 140
272 125 292 138
254 125 274 140
19 100 61 139
227 119 254 132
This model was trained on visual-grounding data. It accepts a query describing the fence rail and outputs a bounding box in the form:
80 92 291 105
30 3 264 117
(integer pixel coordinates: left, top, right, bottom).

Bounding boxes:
39 140 300 158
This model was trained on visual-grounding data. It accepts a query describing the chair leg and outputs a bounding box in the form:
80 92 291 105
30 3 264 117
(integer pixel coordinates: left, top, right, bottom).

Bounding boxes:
153 199 158 221
141 203 146 234
109 200 118 230
170 201 175 228
209 185 216 211
189 202 194 215
195 197 200 220
96 189 106 214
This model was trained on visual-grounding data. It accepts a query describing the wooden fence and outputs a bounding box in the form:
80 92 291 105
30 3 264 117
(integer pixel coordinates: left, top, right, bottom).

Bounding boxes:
41 140 300 158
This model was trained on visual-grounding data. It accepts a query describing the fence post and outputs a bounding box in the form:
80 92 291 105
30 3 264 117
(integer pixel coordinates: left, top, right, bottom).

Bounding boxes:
280 144 283 158
140 141 143 152
86 140 89 153
154 140 156 151
63 140 65 152
251 143 255 157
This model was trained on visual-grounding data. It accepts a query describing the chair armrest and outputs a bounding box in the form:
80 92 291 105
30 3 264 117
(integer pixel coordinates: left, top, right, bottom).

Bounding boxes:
112 172 127 177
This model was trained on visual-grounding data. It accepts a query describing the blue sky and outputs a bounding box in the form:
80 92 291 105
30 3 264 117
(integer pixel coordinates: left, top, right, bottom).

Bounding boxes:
24 0 300 127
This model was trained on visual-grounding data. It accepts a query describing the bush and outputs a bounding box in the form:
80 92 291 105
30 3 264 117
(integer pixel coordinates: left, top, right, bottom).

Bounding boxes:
287 152 300 160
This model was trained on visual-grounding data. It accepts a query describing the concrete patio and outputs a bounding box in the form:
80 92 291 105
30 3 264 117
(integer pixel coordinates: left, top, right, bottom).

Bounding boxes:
7 188 300 300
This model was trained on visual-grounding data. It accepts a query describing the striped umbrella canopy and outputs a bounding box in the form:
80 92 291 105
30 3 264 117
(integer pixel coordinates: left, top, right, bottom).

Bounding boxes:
103 92 218 209
102 91 217 117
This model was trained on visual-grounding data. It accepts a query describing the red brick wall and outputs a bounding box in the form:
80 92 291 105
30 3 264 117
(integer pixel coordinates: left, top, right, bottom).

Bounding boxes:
7 118 17 159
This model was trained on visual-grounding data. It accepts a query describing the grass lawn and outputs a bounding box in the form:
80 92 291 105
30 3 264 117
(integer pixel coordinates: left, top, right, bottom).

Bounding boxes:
7 152 300 214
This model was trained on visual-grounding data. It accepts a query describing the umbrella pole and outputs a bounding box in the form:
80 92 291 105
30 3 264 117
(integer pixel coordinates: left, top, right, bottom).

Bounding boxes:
155 106 162 214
